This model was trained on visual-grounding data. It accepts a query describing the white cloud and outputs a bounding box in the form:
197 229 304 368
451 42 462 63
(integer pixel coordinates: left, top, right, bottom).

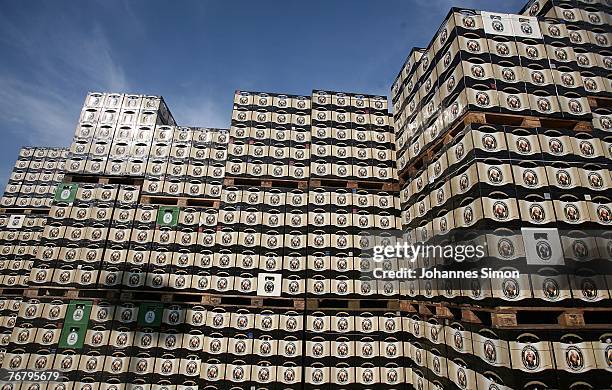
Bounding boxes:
0 76 76 145
0 12 130 146
47 24 130 93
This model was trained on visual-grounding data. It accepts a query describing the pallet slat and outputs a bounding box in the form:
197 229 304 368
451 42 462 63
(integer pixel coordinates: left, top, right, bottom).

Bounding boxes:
309 178 399 191
306 298 400 311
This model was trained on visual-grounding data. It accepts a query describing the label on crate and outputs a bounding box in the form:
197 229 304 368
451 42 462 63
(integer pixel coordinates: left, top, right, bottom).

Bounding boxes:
64 300 92 325
58 324 86 349
481 11 514 37
54 183 78 202
156 206 179 227
521 228 564 266
256 273 282 297
137 303 163 327
7 215 25 229
511 15 542 39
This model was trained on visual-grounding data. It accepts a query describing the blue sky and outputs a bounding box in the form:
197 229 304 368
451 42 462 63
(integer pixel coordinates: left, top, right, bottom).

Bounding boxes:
0 0 524 186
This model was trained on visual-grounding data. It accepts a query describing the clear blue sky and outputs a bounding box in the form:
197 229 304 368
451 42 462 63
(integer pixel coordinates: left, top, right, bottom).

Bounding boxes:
0 0 524 186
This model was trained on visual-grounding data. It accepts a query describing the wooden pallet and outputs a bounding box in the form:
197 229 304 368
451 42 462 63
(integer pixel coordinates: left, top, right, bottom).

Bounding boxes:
63 174 144 186
23 286 119 301
224 177 309 189
306 297 400 311
309 178 400 192
401 299 612 329
488 306 612 329
202 294 304 310
139 195 220 208
0 207 50 215
458 111 592 131
119 290 304 309
22 286 303 309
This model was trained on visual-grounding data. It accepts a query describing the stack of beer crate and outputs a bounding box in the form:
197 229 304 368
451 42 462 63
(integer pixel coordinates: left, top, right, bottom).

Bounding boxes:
140 127 228 203
226 90 406 388
0 86 406 389
392 3 611 389
0 146 68 363
0 1 610 388
66 93 175 178
1 147 68 210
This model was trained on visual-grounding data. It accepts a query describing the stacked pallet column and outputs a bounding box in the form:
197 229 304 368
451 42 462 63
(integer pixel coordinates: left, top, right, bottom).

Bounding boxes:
392 3 611 389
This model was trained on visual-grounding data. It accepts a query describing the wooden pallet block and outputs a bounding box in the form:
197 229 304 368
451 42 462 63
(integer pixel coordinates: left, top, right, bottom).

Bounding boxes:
139 195 177 206
294 300 306 310
573 121 593 132
558 311 585 327
201 294 222 305
119 292 133 301
491 311 518 327
462 111 487 126
383 182 400 192
399 300 417 313
521 117 541 128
